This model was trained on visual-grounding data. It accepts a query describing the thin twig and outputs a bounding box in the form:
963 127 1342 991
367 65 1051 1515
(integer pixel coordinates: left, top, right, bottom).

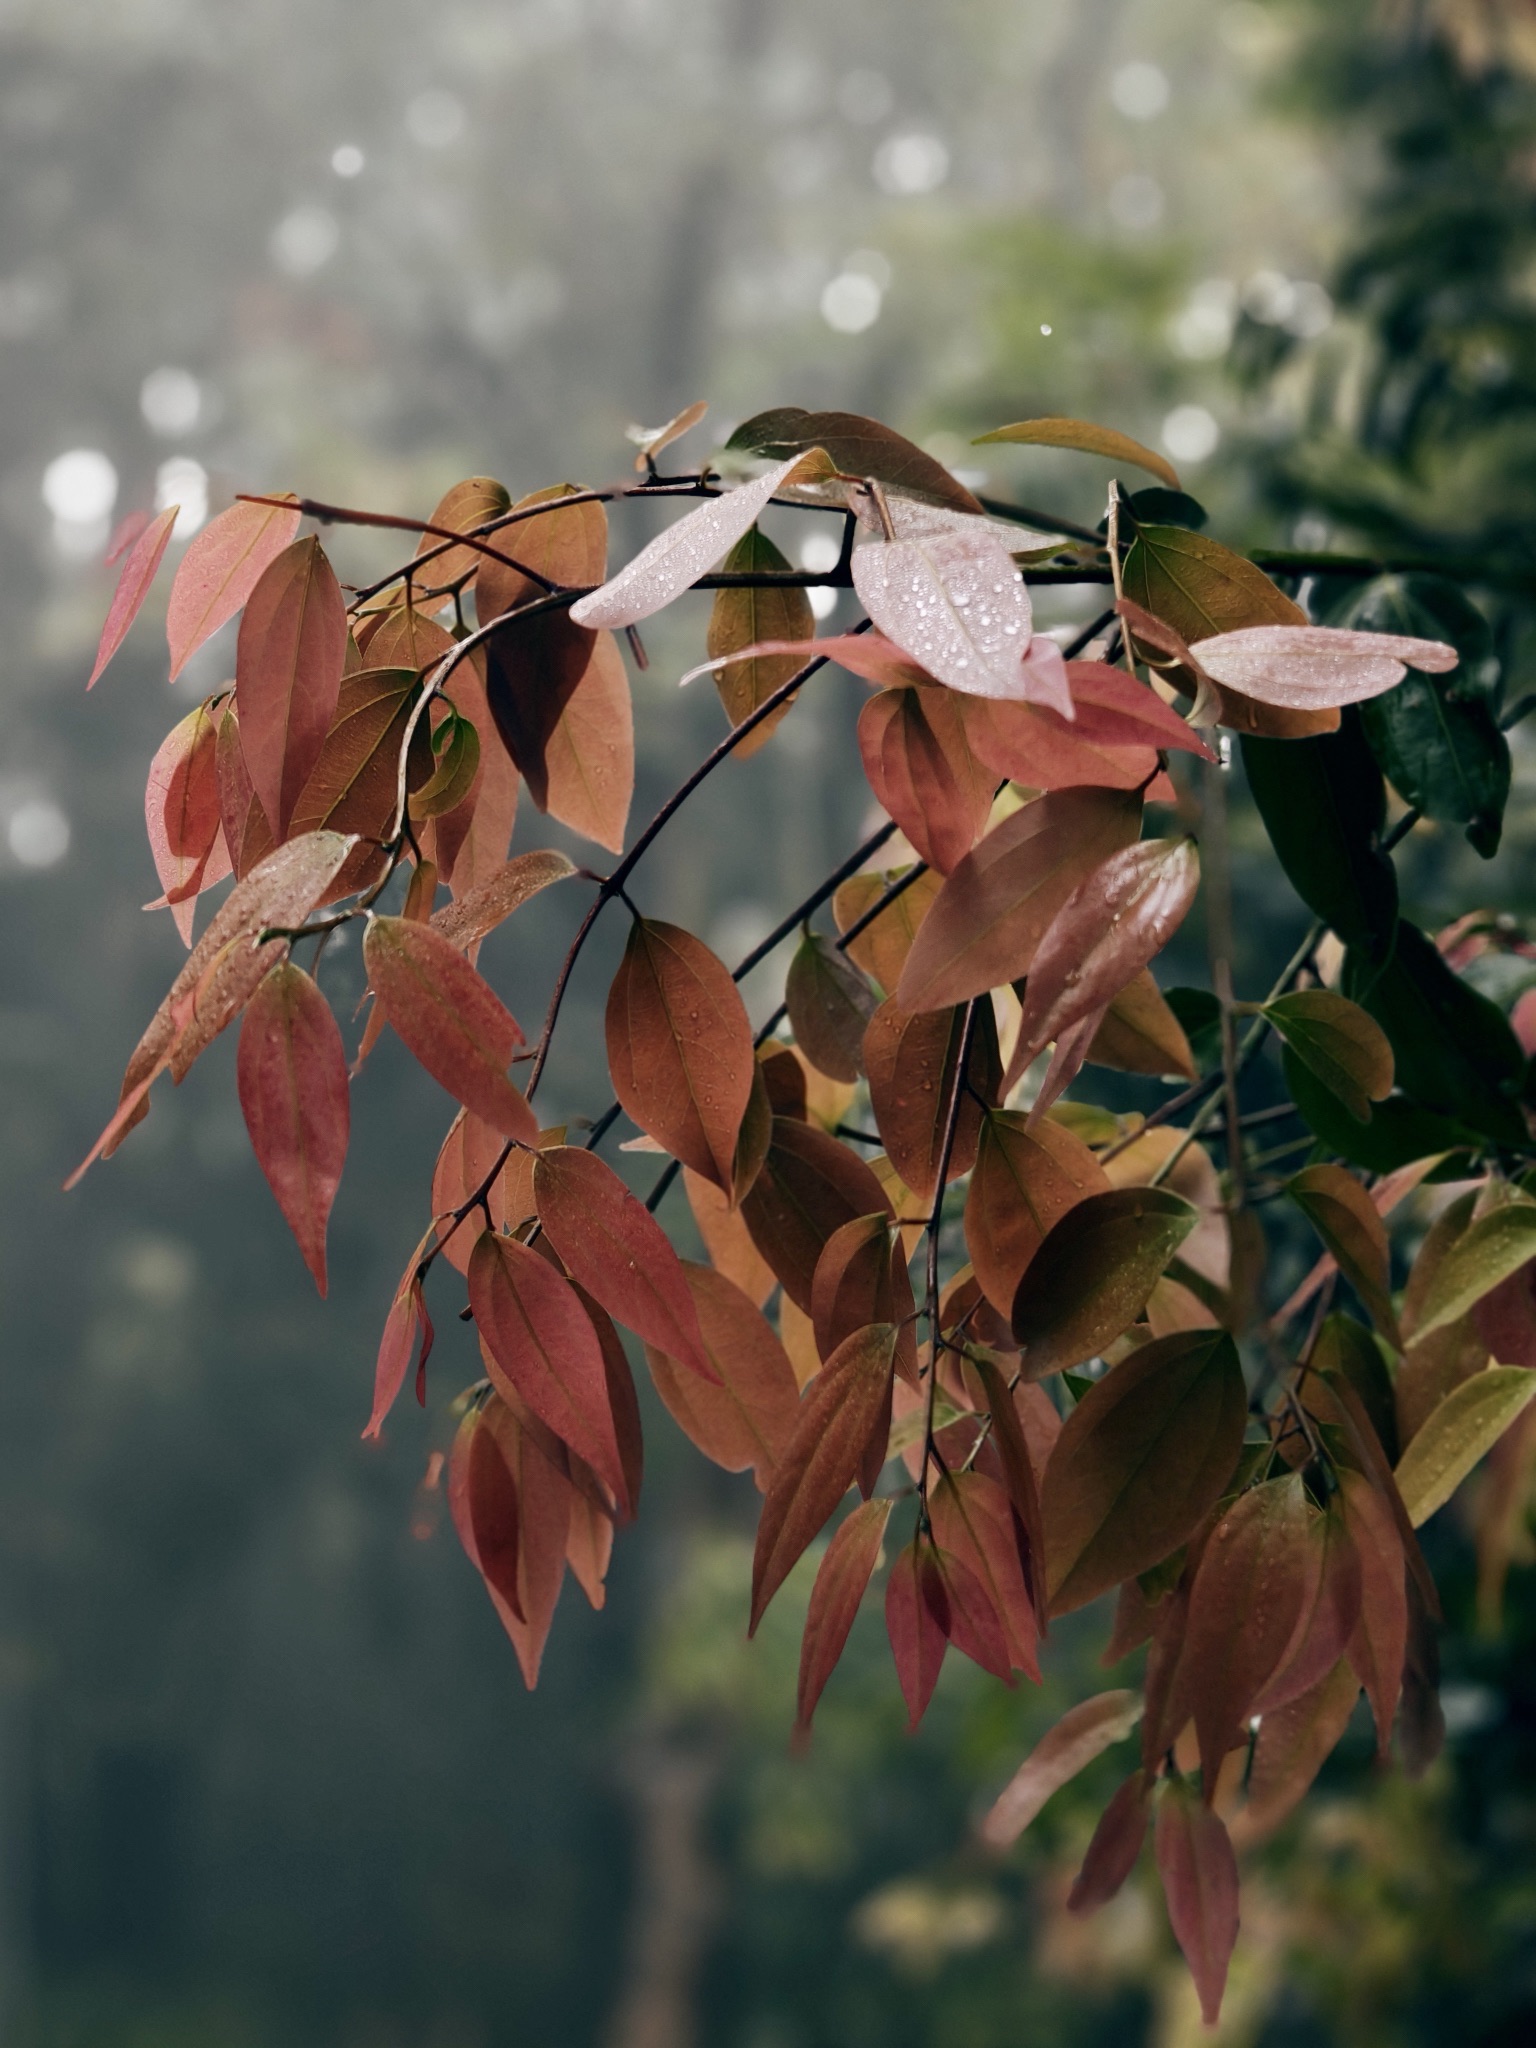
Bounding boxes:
919 1000 979 1516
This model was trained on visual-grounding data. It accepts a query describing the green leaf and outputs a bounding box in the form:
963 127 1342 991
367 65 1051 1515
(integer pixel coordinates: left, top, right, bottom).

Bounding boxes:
1413 1201 1536 1339
1312 1312 1399 1465
1121 523 1304 644
1393 1366 1536 1526
1124 487 1207 531
726 408 982 514
1242 714 1399 964
1283 1045 1480 1174
975 416 1180 490
1329 572 1501 704
1344 921 1528 1148
1041 1328 1248 1615
1011 1187 1200 1375
1264 989 1394 1123
1164 986 1223 1073
1287 1163 1401 1346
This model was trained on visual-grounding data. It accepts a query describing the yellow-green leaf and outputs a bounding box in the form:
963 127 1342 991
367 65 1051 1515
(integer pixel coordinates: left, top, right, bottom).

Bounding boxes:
975 416 1180 491
1394 1366 1536 1525
705 526 814 757
1263 990 1394 1124
1414 1201 1536 1340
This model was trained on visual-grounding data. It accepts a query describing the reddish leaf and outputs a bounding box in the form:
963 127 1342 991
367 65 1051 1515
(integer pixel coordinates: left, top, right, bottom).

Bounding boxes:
428 850 576 954
932 1542 1014 1683
1066 661 1219 759
811 1212 918 1384
851 526 1034 698
468 1231 626 1506
571 448 833 630
796 1497 894 1737
681 627 932 695
750 1322 899 1631
167 493 301 681
959 694 1162 795
1069 1772 1153 1912
236 962 349 1293
857 687 994 874
605 917 755 1195
885 1534 951 1729
741 1116 895 1313
144 703 224 945
1176 1474 1313 1799
963 1109 1108 1316
449 1390 572 1687
89 504 179 688
970 1353 1050 1620
570 1278 645 1521
1253 1497 1362 1714
863 997 1000 1201
1155 1778 1240 2027
1086 969 1199 1081
430 1110 529 1274
1009 839 1201 1093
363 1221 438 1439
215 703 260 875
896 788 1143 1014
448 1398 524 1623
1288 1164 1401 1346
1339 1467 1408 1753
532 1146 714 1381
1042 1329 1247 1615
1239 1659 1361 1841
981 1690 1142 1847
363 915 533 1143
645 1260 801 1488
929 1469 1040 1678
235 536 348 836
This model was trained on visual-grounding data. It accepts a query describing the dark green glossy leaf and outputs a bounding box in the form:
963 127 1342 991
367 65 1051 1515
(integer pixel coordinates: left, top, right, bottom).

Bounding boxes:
1242 713 1398 963
726 408 983 514
1011 1186 1199 1375
1164 986 1223 1073
1284 1046 1480 1173
1263 989 1394 1123
1344 921 1528 1147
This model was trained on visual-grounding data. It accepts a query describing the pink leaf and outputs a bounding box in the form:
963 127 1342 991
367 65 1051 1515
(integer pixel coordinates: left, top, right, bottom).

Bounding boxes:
1188 623 1458 708
144 703 224 945
166 493 302 680
235 536 348 837
852 528 1035 698
89 504 179 688
363 1222 438 1439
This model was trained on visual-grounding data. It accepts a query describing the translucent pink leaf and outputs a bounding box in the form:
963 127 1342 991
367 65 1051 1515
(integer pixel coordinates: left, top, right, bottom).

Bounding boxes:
851 528 1035 698
89 504 179 688
236 961 349 1294
1067 661 1218 760
570 450 832 629
166 493 301 680
1188 624 1458 707
363 1222 438 1439
144 703 224 945
981 1690 1142 1846
106 508 152 565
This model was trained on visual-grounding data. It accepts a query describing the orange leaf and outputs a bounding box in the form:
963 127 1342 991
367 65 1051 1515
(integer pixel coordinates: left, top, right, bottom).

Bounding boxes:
644 1261 801 1489
363 1221 438 1439
963 1109 1109 1316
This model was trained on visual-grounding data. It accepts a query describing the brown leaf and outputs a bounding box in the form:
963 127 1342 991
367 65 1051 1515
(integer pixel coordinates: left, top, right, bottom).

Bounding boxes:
929 1468 1039 1678
1068 1772 1154 1912
731 407 985 515
750 1322 899 1630
796 1497 893 1738
706 525 814 755
1237 1659 1362 1843
857 686 994 875
964 1109 1109 1316
741 1116 895 1313
414 475 512 594
275 666 432 902
884 1534 951 1730
1339 1467 1409 1753
236 962 348 1294
605 917 755 1194
1288 1163 1401 1346
645 1261 801 1489
810 1213 918 1385
976 416 1180 489
1042 1328 1247 1615
864 997 999 1201
450 1391 572 1687
1086 970 1197 1079
785 932 878 1083
1011 1187 1200 1376
897 788 1143 1013
428 849 577 953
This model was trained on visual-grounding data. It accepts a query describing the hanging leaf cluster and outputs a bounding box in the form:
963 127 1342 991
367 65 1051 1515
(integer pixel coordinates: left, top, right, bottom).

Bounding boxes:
73 403 1536 2025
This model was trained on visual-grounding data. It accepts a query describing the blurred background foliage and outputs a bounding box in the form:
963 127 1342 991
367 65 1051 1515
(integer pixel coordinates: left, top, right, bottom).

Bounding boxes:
3 0 1536 2042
